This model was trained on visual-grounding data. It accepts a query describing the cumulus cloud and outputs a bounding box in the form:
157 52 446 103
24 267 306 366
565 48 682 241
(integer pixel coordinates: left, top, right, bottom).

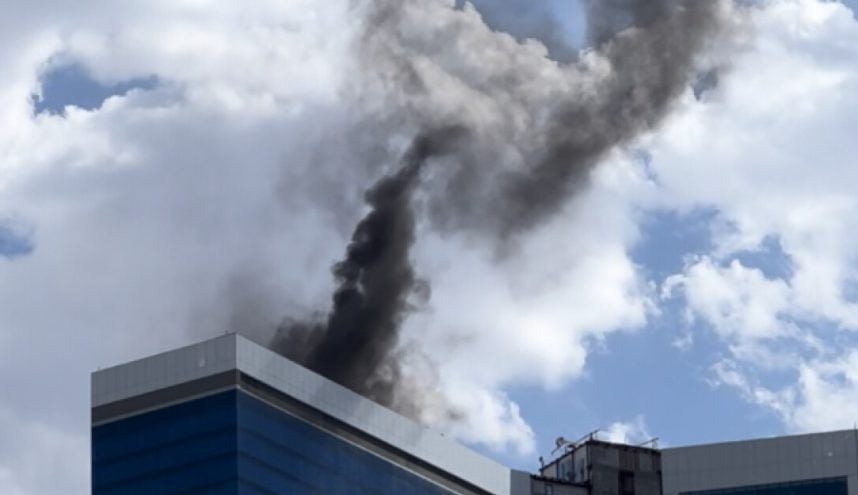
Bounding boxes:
428 378 537 456
664 257 794 364
5 0 858 491
709 360 794 418
273 0 737 446
708 355 858 434
652 0 858 434
403 168 654 452
0 2 359 492
786 354 858 431
0 0 687 483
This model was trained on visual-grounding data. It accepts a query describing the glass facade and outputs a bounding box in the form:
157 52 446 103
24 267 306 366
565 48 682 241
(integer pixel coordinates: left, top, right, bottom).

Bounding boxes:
93 389 457 494
684 477 848 495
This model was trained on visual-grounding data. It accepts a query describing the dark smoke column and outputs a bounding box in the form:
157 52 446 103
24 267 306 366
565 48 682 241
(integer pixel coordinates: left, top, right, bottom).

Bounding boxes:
271 0 734 415
273 126 467 407
500 0 728 233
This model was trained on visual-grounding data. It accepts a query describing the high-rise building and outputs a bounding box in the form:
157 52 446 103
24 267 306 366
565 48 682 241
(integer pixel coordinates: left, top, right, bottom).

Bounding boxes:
91 334 546 494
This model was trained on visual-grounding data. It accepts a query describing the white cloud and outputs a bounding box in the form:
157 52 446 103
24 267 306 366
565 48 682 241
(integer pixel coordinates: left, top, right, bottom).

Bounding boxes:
670 258 790 341
709 360 794 418
601 416 654 446
411 167 653 391
709 354 858 434
402 166 654 452
0 2 359 492
664 257 796 365
652 0 858 434
0 408 88 495
0 0 665 483
786 353 858 431
5 0 857 488
671 331 695 351
430 379 537 456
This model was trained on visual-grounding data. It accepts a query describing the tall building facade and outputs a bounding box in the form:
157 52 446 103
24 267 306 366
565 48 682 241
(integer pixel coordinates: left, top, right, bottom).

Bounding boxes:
91 334 534 494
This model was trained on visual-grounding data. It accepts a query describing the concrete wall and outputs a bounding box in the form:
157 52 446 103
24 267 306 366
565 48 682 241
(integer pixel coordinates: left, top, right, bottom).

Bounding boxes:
588 443 661 495
663 430 858 495
529 478 589 495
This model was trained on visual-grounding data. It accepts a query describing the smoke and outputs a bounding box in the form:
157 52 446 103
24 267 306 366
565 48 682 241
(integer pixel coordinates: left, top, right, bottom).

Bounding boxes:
271 0 735 417
271 126 469 406
499 0 726 233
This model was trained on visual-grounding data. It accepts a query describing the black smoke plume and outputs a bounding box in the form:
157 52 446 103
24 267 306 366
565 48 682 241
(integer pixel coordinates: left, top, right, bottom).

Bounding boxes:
272 126 468 406
499 0 725 233
272 0 733 414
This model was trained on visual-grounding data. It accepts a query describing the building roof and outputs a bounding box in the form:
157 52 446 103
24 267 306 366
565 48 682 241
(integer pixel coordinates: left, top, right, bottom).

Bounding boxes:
662 428 858 452
91 333 514 495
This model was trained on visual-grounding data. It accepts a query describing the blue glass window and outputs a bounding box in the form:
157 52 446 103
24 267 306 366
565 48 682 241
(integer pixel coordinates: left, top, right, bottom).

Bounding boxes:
235 390 455 494
93 389 461 494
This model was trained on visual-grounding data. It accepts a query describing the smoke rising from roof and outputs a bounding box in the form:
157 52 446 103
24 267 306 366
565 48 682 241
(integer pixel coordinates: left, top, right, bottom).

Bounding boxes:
272 0 734 417
271 126 469 405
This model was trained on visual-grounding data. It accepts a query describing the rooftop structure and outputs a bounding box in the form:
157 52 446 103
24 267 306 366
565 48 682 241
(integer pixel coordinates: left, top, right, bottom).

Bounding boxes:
539 434 662 495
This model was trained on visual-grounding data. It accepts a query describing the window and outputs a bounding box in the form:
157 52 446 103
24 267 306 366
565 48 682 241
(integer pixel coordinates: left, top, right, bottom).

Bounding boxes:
620 470 636 495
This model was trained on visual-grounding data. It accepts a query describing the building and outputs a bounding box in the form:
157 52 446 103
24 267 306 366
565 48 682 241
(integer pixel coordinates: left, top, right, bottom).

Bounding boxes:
91 333 562 495
538 430 858 495
538 436 662 495
662 430 858 495
93 333 858 495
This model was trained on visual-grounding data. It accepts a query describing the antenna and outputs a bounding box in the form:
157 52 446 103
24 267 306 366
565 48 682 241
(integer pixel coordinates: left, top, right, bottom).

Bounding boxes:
638 437 660 449
552 436 573 455
575 429 600 445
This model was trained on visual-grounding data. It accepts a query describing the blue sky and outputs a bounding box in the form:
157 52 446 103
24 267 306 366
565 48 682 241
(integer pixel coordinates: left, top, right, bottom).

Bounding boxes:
3 1 858 492
452 0 858 469
492 198 793 467
32 63 158 116
0 218 34 259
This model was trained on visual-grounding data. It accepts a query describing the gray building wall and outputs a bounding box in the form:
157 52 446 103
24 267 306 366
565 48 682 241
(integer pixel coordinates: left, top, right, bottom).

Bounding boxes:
529 478 589 495
539 440 661 495
512 470 536 494
662 430 858 495
588 443 661 495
